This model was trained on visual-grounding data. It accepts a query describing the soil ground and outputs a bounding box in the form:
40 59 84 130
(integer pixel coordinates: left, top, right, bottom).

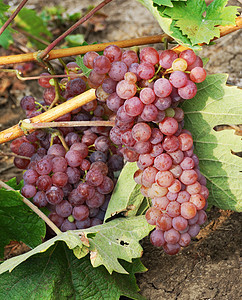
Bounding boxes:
0 1 241 299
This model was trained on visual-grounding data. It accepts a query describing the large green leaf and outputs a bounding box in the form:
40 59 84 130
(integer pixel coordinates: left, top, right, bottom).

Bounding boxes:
84 216 153 274
0 178 46 258
181 74 242 211
15 8 52 49
0 216 153 275
163 0 239 45
0 243 146 300
104 162 144 221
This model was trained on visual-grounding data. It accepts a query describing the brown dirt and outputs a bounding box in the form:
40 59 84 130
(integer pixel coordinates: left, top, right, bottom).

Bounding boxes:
1 1 241 299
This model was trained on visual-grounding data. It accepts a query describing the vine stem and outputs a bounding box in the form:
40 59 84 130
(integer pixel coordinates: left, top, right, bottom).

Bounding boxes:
0 0 29 37
0 89 96 144
0 16 240 66
39 0 113 60
0 180 62 235
0 151 31 160
20 120 115 130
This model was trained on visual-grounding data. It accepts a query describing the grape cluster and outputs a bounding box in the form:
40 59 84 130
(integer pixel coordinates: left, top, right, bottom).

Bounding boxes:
11 68 124 232
83 45 208 255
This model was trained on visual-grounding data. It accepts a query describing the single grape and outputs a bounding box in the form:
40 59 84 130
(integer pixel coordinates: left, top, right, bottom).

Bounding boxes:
152 196 169 210
103 45 122 62
102 78 117 94
145 207 162 225
86 169 104 186
108 61 128 81
150 229 165 247
156 213 172 231
179 49 196 66
169 71 188 88
155 170 174 188
180 202 197 219
159 117 178 136
61 219 77 232
52 172 68 188
83 51 99 69
179 233 191 247
46 186 64 204
154 78 172 98
36 175 52 191
131 122 151 142
56 200 73 218
178 80 197 99
21 184 36 198
86 191 105 208
121 50 139 67
20 96 36 111
159 50 178 69
48 212 64 228
116 80 137 99
140 104 158 122
190 67 206 83
164 228 180 245
172 58 188 72
147 183 168 198
93 56 111 74
23 169 39 184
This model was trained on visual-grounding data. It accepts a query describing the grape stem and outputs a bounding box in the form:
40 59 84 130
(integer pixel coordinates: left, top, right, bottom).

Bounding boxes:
0 89 96 144
38 0 113 60
0 0 29 37
0 69 85 81
0 180 62 235
19 120 115 130
0 151 31 160
0 16 241 66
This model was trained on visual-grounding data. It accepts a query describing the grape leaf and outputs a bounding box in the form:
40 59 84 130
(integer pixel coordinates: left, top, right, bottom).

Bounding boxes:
76 55 92 77
181 74 242 212
0 230 87 275
0 216 153 275
0 243 146 300
104 162 143 221
14 8 52 49
0 1 13 49
136 0 192 46
83 216 153 274
65 34 85 47
0 178 46 258
153 0 187 8
163 0 239 45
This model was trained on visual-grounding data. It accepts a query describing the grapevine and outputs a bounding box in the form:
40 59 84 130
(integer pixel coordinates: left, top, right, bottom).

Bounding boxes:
0 0 241 299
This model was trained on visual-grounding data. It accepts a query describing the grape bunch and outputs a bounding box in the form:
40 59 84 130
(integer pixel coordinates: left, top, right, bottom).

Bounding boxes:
11 70 124 232
83 45 208 255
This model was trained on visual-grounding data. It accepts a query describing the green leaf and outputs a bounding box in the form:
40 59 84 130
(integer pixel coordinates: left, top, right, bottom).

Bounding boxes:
75 55 92 77
0 216 153 275
136 197 152 216
153 0 187 8
15 8 52 49
84 216 154 274
0 179 46 258
0 1 13 49
104 162 143 221
0 243 146 300
181 74 242 212
163 0 239 45
65 34 85 47
0 230 87 275
136 0 193 46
